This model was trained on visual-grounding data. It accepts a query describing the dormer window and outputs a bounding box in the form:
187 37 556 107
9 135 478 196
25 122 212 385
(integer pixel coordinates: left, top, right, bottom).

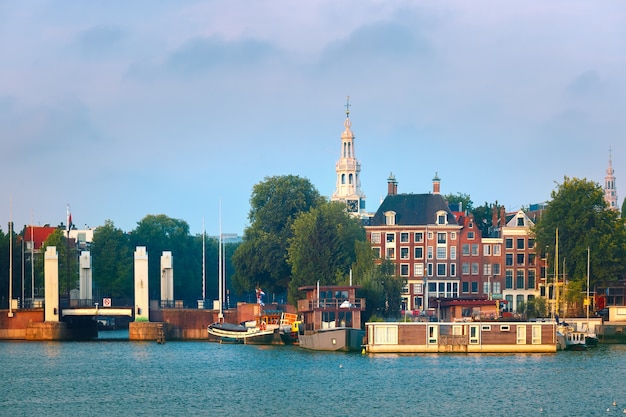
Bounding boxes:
517 216 524 226
436 211 447 225
384 211 396 226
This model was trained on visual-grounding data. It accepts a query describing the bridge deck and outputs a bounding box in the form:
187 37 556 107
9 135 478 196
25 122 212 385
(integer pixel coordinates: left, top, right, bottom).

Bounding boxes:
62 308 133 317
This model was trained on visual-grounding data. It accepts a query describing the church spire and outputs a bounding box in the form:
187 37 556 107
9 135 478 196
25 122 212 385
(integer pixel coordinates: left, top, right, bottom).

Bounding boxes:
331 96 365 215
604 147 618 210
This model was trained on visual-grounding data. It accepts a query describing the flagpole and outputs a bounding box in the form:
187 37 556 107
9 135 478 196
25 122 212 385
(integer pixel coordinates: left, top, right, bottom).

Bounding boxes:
8 197 13 318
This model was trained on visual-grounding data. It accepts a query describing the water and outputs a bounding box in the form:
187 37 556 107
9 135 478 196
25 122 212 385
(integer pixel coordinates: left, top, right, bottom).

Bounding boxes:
1 335 626 417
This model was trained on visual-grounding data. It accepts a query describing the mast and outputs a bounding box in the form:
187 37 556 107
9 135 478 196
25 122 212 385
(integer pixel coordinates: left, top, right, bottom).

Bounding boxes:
202 217 205 305
218 200 224 321
586 247 590 325
31 211 34 301
555 228 559 319
8 197 13 318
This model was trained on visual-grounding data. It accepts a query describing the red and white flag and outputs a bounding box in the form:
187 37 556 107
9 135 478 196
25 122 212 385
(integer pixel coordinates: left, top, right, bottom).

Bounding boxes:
66 204 73 233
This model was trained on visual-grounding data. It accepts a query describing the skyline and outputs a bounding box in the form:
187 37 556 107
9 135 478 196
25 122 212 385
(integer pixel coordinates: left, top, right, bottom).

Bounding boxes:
1 1 624 236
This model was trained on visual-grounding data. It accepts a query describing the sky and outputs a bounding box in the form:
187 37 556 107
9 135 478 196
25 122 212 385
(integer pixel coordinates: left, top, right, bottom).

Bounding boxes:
1 1 625 237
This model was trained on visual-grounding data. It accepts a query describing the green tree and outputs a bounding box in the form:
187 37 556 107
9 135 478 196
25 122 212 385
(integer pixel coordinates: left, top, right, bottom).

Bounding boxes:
40 229 77 296
443 192 474 212
231 175 324 297
533 177 626 293
91 220 133 300
286 201 366 304
130 215 200 305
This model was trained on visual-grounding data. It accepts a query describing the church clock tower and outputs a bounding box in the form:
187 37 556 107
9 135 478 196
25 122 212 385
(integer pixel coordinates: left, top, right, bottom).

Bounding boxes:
331 97 366 215
604 147 618 211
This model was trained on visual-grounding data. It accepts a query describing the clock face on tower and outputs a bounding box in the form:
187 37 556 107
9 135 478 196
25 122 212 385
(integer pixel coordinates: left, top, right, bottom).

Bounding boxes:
346 199 359 213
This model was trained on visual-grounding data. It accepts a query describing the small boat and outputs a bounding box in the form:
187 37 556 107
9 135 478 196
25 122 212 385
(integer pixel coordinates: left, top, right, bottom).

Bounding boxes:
564 330 587 351
279 312 301 345
207 320 276 344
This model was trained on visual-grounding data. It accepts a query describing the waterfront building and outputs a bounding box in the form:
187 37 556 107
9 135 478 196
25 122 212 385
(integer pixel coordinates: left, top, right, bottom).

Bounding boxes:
365 174 461 313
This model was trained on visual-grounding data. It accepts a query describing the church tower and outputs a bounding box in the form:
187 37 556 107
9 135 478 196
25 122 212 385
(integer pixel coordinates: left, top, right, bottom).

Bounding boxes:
604 148 618 210
331 97 366 215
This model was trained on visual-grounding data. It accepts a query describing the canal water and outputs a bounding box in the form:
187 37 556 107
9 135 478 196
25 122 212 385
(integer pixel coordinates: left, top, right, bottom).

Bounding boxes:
1 333 626 416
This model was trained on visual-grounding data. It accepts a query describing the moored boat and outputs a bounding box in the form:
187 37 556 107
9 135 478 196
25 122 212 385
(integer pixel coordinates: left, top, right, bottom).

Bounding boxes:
296 284 366 352
279 312 301 345
564 330 587 351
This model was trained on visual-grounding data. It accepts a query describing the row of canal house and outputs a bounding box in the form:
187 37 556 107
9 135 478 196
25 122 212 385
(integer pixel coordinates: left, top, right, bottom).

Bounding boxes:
365 174 548 318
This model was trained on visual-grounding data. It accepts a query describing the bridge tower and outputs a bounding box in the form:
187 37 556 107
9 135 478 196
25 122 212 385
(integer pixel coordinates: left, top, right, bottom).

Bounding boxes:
44 246 59 322
160 251 173 307
79 251 93 301
134 246 149 321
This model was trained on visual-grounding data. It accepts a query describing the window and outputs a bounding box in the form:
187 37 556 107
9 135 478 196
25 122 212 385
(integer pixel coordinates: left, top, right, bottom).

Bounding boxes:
427 246 433 259
428 232 433 240
400 232 409 243
528 239 535 249
528 270 536 289
371 232 381 244
483 281 490 295
400 264 409 276
437 214 446 225
517 253 525 266
386 247 395 259
517 325 527 344
517 217 524 226
414 232 423 242
414 283 423 294
528 253 536 266
469 325 479 344
372 247 381 258
483 263 492 275
505 238 513 249
493 245 501 256
436 247 446 259
462 281 469 293
493 263 501 275
400 247 409 259
451 232 457 240
506 254 513 266
386 233 395 243
532 325 542 344
471 244 479 256
493 281 501 295
462 263 470 275
437 233 446 244
471 281 478 293
517 238 524 250
483 244 491 256
414 247 423 259
450 263 456 277
427 263 433 276
468 231 475 239
505 270 513 289
374 325 398 344
500 325 510 331
450 246 456 260
462 244 470 256
437 263 446 276
471 263 479 275
517 270 525 289
414 263 424 277
385 212 396 225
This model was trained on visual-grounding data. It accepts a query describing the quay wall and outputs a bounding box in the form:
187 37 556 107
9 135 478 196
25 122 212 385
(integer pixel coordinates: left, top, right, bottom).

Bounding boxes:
0 309 44 340
151 309 238 340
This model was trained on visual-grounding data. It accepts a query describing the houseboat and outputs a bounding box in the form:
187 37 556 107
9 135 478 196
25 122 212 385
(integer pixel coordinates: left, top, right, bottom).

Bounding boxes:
365 321 558 353
297 284 365 352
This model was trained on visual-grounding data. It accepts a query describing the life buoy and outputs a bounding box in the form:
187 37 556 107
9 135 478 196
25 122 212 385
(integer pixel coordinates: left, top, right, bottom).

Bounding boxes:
260 321 266 331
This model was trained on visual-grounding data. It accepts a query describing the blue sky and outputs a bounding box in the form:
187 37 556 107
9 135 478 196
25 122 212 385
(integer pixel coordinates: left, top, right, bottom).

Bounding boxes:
1 1 625 236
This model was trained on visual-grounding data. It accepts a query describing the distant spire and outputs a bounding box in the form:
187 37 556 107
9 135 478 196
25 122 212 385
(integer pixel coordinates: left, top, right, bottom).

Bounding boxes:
345 95 351 118
604 147 618 210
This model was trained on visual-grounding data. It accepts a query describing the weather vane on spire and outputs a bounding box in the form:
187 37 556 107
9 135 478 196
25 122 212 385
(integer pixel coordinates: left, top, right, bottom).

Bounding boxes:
345 95 351 117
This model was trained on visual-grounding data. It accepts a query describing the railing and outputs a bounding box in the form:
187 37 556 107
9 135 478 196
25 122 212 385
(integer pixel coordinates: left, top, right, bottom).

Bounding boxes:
298 298 365 312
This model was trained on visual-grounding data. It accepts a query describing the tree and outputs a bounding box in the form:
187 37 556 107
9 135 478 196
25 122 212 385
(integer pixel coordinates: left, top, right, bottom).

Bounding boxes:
91 220 133 300
533 177 626 292
443 192 474 212
130 215 200 305
286 201 366 304
231 175 324 298
40 229 77 296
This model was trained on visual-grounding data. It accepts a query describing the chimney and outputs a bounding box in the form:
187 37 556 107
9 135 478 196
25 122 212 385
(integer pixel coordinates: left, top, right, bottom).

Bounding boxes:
432 172 441 194
500 206 506 227
387 173 398 196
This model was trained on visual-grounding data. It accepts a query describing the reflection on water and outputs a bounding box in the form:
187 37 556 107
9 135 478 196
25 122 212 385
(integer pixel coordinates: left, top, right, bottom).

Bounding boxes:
1 341 625 416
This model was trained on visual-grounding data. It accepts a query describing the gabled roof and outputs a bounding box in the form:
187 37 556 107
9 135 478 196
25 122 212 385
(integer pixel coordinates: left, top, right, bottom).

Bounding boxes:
369 193 458 226
21 226 58 250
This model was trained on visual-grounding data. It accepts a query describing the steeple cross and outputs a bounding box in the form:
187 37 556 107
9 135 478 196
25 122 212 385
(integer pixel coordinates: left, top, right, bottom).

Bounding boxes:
345 96 351 116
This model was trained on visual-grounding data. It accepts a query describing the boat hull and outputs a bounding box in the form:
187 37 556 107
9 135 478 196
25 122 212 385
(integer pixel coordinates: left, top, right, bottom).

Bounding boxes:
207 323 276 344
298 328 365 352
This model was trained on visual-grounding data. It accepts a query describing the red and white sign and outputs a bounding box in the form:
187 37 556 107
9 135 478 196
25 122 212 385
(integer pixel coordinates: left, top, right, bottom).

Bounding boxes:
102 298 112 307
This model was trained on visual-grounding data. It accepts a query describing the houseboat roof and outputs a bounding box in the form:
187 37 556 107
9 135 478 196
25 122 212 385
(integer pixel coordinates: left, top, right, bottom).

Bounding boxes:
298 285 362 291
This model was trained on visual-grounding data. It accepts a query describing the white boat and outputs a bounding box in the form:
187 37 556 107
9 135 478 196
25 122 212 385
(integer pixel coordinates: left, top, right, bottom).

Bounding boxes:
583 247 599 347
207 321 276 344
564 330 587 351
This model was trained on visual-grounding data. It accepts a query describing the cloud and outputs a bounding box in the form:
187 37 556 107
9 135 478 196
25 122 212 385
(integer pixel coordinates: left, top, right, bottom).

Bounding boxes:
74 25 129 58
566 70 605 98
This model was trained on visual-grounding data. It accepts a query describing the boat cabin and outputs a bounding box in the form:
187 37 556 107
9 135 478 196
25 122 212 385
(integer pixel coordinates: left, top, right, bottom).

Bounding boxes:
297 285 365 332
